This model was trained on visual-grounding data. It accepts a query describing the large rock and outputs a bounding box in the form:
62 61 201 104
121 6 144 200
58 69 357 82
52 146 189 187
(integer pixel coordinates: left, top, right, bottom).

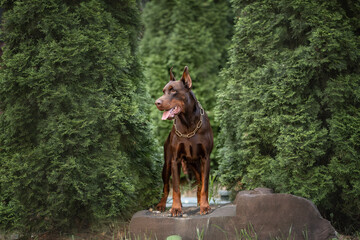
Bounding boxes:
129 188 336 240
234 188 336 239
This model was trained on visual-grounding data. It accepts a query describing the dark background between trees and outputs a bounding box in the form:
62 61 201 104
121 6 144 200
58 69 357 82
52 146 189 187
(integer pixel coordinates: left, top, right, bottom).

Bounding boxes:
0 0 359 236
140 0 233 167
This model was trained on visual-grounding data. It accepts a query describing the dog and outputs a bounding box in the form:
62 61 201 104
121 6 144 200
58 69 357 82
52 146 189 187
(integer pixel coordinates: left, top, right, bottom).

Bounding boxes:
155 66 213 216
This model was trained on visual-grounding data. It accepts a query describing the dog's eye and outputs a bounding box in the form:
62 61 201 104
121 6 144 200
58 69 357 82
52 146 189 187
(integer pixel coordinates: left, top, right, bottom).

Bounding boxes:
170 89 177 94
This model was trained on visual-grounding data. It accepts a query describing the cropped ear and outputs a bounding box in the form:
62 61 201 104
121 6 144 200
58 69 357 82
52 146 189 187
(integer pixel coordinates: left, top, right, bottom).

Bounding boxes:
180 66 192 89
170 67 176 81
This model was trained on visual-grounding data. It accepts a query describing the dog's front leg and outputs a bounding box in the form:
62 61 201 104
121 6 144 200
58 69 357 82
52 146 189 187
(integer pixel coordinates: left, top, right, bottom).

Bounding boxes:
170 158 182 216
200 155 211 215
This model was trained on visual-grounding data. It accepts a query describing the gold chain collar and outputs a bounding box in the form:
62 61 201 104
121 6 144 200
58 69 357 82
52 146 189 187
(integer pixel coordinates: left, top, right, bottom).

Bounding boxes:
174 101 204 138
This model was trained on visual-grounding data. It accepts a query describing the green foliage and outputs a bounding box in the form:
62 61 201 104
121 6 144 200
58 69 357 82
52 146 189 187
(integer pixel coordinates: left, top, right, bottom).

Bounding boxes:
217 0 360 233
0 0 161 234
166 235 183 240
234 224 258 240
208 174 217 204
140 0 233 166
196 227 204 240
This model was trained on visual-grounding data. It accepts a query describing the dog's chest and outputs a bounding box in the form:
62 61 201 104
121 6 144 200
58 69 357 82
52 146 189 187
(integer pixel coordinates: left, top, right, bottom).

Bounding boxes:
173 141 206 161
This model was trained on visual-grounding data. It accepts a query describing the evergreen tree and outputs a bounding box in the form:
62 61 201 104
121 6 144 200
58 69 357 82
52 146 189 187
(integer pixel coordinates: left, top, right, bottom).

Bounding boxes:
0 0 161 233
140 0 233 166
217 0 360 232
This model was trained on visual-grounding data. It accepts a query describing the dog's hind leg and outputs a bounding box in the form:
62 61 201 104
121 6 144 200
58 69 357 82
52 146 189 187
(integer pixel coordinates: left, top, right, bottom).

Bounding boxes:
190 163 202 206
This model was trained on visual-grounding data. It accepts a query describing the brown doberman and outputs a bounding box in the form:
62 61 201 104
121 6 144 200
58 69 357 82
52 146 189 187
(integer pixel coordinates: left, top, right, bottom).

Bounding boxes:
155 66 213 216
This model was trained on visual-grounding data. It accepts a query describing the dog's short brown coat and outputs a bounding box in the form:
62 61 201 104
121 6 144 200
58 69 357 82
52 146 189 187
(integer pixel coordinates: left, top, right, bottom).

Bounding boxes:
155 66 213 216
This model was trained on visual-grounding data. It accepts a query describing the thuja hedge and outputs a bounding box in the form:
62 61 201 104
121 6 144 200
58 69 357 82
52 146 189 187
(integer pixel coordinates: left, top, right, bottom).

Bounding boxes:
140 0 233 166
0 0 161 234
217 0 360 233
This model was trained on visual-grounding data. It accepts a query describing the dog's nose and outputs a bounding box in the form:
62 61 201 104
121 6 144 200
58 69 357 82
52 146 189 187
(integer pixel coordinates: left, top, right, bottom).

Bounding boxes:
155 99 162 106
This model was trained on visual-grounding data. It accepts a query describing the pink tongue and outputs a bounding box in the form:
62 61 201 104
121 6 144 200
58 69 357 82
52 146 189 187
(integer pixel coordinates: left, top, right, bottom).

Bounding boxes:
162 110 172 120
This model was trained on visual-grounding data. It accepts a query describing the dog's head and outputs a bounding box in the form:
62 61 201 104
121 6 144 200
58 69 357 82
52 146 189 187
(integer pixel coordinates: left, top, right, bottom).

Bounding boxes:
155 66 192 120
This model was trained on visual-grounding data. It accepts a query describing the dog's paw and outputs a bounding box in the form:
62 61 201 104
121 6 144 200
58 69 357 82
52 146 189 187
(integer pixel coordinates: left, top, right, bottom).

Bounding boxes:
156 202 166 212
170 206 183 217
200 204 211 215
